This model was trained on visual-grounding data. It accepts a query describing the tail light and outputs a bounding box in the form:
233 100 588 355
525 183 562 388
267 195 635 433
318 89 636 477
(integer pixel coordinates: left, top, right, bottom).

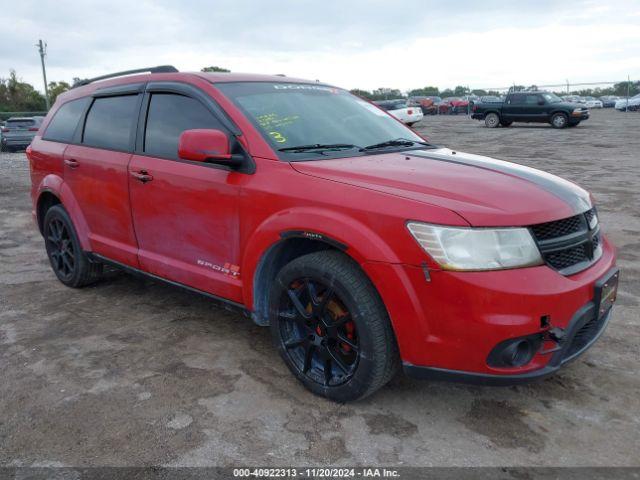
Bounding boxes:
473 105 477 112
407 109 413 115
29 127 39 132
1 128 8 133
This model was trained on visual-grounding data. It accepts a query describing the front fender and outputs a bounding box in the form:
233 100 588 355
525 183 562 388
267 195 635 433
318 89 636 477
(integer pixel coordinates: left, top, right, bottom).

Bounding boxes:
37 174 92 250
241 206 402 308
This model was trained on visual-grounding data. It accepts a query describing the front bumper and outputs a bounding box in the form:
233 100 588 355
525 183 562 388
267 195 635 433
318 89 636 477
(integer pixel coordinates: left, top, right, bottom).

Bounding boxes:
362 235 617 382
403 302 613 385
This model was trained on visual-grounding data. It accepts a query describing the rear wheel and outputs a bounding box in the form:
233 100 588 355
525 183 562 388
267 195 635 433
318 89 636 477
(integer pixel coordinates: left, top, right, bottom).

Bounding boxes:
44 205 103 288
551 112 569 129
485 113 500 128
269 251 399 402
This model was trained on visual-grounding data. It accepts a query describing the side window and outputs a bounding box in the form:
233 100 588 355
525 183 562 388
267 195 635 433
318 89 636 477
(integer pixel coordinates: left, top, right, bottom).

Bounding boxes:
144 93 224 159
509 94 525 105
83 95 139 151
525 95 540 105
43 98 90 143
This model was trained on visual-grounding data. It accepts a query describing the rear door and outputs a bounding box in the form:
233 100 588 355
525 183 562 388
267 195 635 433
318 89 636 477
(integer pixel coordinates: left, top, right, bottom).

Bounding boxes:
127 83 243 302
63 88 142 267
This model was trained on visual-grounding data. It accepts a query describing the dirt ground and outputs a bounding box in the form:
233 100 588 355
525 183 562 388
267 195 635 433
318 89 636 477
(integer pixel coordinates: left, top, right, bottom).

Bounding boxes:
1 108 638 467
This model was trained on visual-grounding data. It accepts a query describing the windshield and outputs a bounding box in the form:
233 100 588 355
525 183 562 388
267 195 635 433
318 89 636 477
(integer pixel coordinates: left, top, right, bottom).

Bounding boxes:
542 93 562 103
216 82 424 160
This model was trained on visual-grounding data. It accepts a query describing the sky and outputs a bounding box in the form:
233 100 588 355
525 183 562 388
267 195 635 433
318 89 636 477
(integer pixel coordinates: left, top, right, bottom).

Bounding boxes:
2 0 640 94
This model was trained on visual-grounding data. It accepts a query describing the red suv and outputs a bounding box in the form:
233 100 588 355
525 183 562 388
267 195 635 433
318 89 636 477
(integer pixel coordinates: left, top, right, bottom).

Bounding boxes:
28 66 619 402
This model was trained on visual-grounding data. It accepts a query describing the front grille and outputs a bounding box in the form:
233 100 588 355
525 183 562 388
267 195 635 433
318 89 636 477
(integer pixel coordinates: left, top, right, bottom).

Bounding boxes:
530 215 584 240
545 244 590 270
530 208 600 275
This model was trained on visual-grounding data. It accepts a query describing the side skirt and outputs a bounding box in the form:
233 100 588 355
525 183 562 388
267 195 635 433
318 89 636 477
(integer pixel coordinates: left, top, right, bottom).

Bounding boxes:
88 253 250 317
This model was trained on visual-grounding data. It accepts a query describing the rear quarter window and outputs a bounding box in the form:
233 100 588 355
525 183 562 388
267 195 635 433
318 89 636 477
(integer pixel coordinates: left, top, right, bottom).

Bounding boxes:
43 98 90 143
83 95 139 151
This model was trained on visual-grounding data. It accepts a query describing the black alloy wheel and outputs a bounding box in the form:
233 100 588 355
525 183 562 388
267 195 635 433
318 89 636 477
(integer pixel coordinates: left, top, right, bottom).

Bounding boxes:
270 251 399 402
277 277 359 387
46 216 76 282
43 205 103 287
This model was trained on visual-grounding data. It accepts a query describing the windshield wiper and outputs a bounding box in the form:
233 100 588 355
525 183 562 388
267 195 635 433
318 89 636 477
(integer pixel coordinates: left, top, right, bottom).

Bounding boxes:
361 138 433 151
278 143 360 153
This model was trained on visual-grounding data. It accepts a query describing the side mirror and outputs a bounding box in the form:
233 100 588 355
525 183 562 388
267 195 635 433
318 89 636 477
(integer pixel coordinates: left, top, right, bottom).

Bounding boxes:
178 129 240 166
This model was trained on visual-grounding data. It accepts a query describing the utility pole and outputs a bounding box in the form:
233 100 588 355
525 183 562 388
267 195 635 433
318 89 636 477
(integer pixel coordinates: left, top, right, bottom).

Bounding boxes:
37 39 50 110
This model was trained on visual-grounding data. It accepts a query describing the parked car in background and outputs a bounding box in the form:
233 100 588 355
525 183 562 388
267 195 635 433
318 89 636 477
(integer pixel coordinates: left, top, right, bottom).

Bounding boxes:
615 94 640 111
408 96 441 115
374 99 424 125
442 97 470 114
563 95 585 105
583 97 603 108
1 116 44 152
472 91 589 128
599 96 619 108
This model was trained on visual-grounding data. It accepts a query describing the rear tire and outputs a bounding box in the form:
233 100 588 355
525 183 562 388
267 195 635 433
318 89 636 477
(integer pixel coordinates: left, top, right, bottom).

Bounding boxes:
43 205 103 288
269 251 399 402
551 112 569 129
485 113 500 128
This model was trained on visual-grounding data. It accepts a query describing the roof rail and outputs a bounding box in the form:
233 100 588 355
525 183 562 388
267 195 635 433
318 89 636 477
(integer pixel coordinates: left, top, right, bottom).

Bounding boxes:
73 65 179 88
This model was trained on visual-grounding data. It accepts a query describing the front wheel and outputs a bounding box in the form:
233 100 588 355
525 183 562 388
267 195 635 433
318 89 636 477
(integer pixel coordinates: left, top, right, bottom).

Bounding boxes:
43 205 103 288
485 113 500 128
269 251 399 402
551 112 569 129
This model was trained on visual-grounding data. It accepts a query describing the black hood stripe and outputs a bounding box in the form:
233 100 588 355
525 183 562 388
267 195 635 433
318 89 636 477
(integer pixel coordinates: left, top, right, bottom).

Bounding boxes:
408 149 592 214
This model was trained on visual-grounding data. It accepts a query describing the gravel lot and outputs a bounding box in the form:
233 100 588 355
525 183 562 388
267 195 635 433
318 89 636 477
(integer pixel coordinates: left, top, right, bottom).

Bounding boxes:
1 108 638 467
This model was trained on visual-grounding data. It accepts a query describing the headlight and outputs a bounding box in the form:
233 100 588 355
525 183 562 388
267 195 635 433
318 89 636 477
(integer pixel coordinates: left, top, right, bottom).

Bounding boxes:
406 222 543 271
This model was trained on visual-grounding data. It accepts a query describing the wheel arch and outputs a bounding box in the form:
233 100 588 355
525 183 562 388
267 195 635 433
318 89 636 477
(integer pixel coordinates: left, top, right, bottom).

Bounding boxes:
35 174 92 250
242 207 402 326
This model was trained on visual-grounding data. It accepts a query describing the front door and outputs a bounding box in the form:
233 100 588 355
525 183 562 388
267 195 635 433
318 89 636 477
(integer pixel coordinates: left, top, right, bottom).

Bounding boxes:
128 90 244 303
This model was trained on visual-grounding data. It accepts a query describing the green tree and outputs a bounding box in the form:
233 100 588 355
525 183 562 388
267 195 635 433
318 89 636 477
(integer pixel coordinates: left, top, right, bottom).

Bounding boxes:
0 70 47 112
48 81 71 104
201 66 231 73
453 85 469 96
408 86 440 97
350 88 373 99
440 88 455 98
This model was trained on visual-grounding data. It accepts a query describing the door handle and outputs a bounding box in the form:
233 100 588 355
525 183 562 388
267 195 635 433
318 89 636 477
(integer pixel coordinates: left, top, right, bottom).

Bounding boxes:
130 170 153 183
64 159 79 169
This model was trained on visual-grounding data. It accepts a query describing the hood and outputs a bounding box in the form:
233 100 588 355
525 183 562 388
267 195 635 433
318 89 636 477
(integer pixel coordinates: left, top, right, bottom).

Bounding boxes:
291 148 592 227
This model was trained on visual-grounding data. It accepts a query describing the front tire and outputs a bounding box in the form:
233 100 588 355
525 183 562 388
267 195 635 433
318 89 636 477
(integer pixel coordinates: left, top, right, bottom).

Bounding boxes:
485 113 500 128
269 251 399 402
551 112 569 129
43 205 103 288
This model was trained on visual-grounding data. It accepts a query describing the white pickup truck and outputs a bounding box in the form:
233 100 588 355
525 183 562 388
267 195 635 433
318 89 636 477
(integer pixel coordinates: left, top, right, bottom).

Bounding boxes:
373 99 424 126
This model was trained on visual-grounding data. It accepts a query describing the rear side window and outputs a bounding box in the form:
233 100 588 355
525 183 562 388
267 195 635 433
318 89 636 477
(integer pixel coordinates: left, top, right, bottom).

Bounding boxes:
509 94 526 104
144 93 224 159
83 95 139 151
43 98 90 143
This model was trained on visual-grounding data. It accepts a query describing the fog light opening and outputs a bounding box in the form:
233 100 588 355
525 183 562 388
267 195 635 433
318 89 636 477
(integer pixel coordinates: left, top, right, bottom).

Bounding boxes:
502 340 534 367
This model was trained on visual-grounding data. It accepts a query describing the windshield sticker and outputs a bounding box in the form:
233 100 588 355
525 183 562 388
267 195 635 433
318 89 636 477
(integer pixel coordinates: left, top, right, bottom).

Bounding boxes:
273 84 337 93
